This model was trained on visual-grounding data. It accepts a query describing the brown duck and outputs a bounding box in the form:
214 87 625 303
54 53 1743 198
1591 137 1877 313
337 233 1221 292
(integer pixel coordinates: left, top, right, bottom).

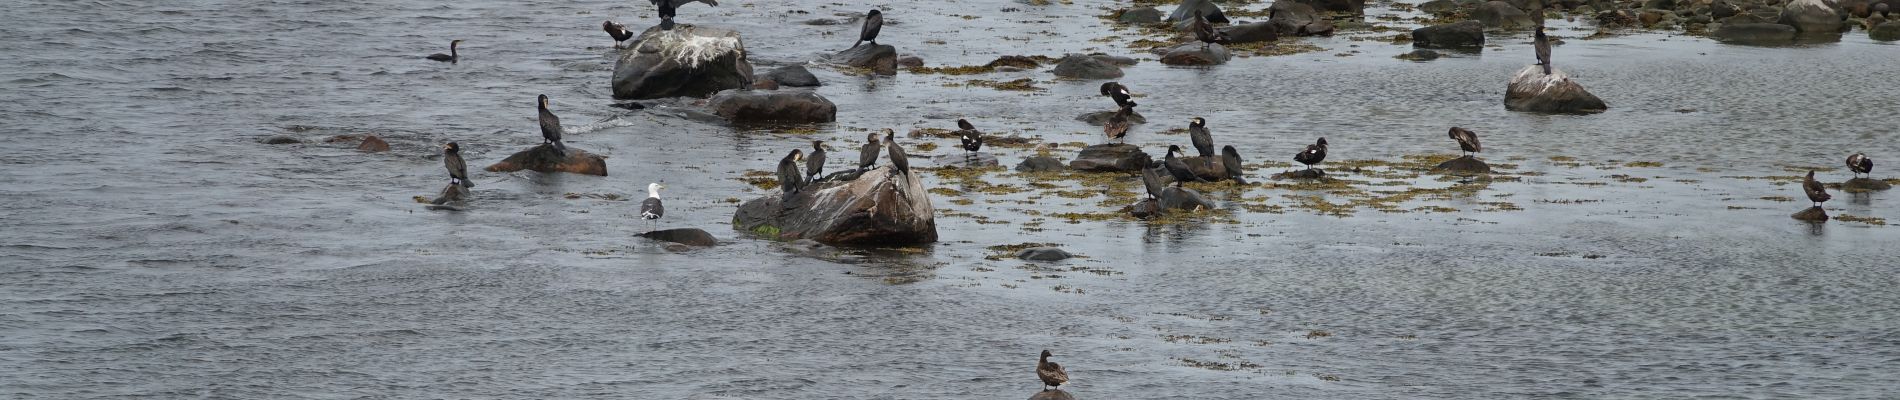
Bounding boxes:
1037 350 1069 391
1803 170 1830 207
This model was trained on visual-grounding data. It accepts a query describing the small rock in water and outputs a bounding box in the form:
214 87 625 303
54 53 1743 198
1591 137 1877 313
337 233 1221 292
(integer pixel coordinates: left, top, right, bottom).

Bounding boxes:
1412 21 1485 49
832 44 899 75
356 135 390 153
1051 54 1124 79
1843 177 1893 192
639 228 719 247
763 65 821 87
485 144 609 176
897 56 925 68
1069 143 1153 173
1117 7 1164 23
1016 247 1073 261
1395 49 1442 61
1016 156 1066 172
1791 206 1829 221
1433 155 1491 174
261 135 300 145
1273 169 1328 180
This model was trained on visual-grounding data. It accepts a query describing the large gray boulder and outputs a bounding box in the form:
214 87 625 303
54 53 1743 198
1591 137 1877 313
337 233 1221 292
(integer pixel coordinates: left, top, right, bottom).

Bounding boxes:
1169 0 1230 23
1269 2 1337 36
1051 54 1124 79
1777 0 1845 33
1158 43 1233 65
1504 65 1608 114
1069 143 1152 172
733 167 937 246
1873 21 1900 41
1474 1 1537 28
1712 22 1798 44
833 44 898 75
613 26 755 100
486 144 609 176
707 90 836 123
1412 21 1487 48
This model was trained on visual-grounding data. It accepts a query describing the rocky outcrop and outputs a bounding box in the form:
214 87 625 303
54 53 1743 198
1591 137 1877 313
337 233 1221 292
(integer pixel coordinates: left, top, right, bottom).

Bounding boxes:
1159 43 1233 65
485 144 608 176
707 90 838 123
356 135 389 152
1016 156 1066 172
1413 21 1486 49
733 167 936 246
1069 143 1152 172
1268 2 1337 36
638 228 718 247
833 44 899 75
1871 21 1900 41
1434 155 1492 173
1221 22 1281 43
1051 54 1124 79
1169 0 1230 23
762 65 821 87
1791 206 1829 221
1016 247 1073 261
613 26 755 100
1504 65 1608 114
1474 1 1537 28
1777 0 1845 33
1712 23 1798 44
1118 7 1165 23
1843 177 1893 191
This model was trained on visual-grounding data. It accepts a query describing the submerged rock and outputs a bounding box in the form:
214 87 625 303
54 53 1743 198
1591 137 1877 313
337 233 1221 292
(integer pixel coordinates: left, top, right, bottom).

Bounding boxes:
1273 168 1328 180
1396 49 1443 61
1434 155 1492 174
1504 65 1608 114
356 135 390 153
1016 155 1067 172
1413 21 1486 49
485 144 609 176
932 152 1001 168
762 65 821 87
1051 54 1124 79
1792 206 1829 221
613 26 756 100
1016 247 1073 261
261 135 300 145
638 228 718 247
707 89 838 123
1159 43 1233 65
1712 23 1798 44
1069 143 1152 173
1843 177 1893 191
732 166 936 246
834 44 899 75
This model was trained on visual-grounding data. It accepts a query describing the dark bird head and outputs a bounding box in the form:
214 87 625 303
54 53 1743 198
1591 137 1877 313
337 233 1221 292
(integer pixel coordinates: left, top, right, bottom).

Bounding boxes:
867 9 881 17
866 131 881 145
1040 350 1053 358
811 140 824 150
1316 137 1328 147
791 148 804 162
883 128 895 143
538 94 550 109
1535 25 1546 36
1191 117 1205 128
1167 144 1182 156
957 118 975 131
444 142 460 154
1099 82 1119 97
450 39 463 49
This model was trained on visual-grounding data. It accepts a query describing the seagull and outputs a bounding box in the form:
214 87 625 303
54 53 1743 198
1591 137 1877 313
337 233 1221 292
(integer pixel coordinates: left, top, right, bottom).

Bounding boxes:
640 182 666 232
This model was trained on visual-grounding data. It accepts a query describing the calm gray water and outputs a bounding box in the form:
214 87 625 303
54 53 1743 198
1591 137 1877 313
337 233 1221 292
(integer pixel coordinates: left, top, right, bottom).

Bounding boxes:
3 0 1899 398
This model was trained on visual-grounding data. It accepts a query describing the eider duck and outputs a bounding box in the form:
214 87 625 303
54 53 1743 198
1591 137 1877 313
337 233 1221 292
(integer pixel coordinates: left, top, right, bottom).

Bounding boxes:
537 94 567 157
855 9 884 48
1100 82 1136 109
1188 117 1215 158
425 40 462 63
1847 153 1873 178
858 131 882 172
956 119 983 153
443 142 473 189
1037 350 1069 391
1294 137 1327 170
603 21 635 48
1804 170 1831 207
1104 106 1133 144
1448 127 1481 156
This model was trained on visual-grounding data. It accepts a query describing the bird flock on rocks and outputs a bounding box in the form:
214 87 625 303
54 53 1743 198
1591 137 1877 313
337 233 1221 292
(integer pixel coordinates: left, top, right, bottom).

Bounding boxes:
409 1 1884 391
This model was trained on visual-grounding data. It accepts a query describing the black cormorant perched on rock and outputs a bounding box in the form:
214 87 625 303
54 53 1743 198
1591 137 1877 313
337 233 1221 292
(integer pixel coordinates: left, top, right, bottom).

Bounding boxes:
1165 145 1209 187
1142 166 1167 200
855 9 884 48
778 149 806 196
641 182 666 231
537 94 567 156
1534 25 1552 75
956 119 983 153
1848 153 1873 178
858 131 882 172
1295 137 1328 170
1100 82 1136 109
1221 145 1248 185
443 142 473 188
425 40 462 63
884 128 909 175
1189 11 1228 49
807 140 826 181
1448 127 1481 156
1804 170 1831 207
1188 117 1215 158
603 21 635 48
1105 106 1133 143
1037 350 1069 391
650 0 715 30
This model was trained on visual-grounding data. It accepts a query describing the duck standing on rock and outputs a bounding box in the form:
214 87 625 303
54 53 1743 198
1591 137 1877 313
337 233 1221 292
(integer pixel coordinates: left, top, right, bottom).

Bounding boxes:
858 131 882 172
443 142 473 189
537 94 568 157
425 40 462 63
885 128 910 176
1188 117 1215 158
1100 82 1136 109
641 182 666 231
1189 11 1227 50
855 9 884 48
1104 106 1134 144
1847 153 1873 178
1534 24 1553 75
603 21 635 48
1295 137 1328 171
1805 170 1831 207
1448 127 1481 157
956 119 983 154
807 140 827 181
1037 350 1069 392
1165 145 1209 186
778 149 805 197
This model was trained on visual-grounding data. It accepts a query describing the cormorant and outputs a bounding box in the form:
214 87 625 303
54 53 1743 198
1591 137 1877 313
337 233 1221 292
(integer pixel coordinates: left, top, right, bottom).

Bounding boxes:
885 128 909 175
1221 145 1248 185
1037 350 1069 392
956 119 983 153
807 140 827 181
603 21 635 48
1448 127 1481 156
1100 82 1136 109
537 94 567 157
858 131 882 172
425 40 462 63
1847 153 1873 178
1188 117 1215 158
778 149 805 196
1142 166 1167 200
1104 105 1133 144
650 0 715 30
855 9 884 48
1295 137 1328 170
1534 25 1552 75
1804 170 1830 207
641 182 666 231
443 142 473 189
1165 145 1208 186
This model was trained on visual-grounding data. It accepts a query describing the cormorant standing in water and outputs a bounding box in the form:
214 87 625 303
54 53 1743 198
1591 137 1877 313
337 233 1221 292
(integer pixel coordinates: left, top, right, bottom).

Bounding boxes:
858 131 882 172
537 94 567 157
640 182 666 231
425 40 462 63
1165 145 1208 186
806 140 826 181
855 9 884 48
443 142 473 188
1221 145 1248 185
1189 11 1227 50
1448 127 1482 156
1534 25 1552 75
884 128 909 175
956 119 983 153
1295 137 1328 170
603 21 635 48
1104 105 1133 144
1100 82 1136 109
1804 170 1831 207
778 149 806 196
1037 350 1069 391
1847 153 1873 178
1188 117 1215 158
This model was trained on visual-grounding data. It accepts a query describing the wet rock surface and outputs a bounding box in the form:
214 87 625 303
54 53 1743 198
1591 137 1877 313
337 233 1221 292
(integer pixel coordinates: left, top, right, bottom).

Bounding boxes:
1843 177 1893 191
485 144 608 176
1016 247 1073 261
1792 206 1829 221
1713 23 1798 44
732 167 937 246
1051 54 1124 79
1016 156 1067 172
762 65 821 87
1158 43 1233 65
1028 389 1077 400
1474 1 1536 28
1413 21 1486 49
613 26 755 100
1069 144 1152 173
355 135 390 153
834 44 899 75
1220 22 1281 43
1505 66 1608 114
707 90 838 123
1169 0 1230 23
638 228 718 247
1434 155 1493 174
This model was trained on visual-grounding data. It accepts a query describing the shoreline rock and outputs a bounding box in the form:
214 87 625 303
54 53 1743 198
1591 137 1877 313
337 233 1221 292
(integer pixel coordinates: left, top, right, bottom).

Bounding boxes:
1791 206 1829 221
1843 177 1893 192
1051 54 1125 79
